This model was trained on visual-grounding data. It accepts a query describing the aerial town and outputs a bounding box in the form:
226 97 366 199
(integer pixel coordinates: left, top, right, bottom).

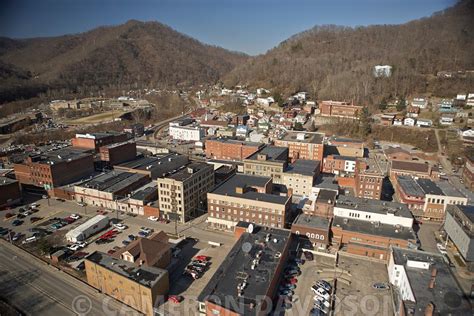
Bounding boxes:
1 1 474 316
1 83 473 316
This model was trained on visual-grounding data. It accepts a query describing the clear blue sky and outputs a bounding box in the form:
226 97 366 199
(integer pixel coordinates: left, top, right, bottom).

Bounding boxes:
0 0 456 55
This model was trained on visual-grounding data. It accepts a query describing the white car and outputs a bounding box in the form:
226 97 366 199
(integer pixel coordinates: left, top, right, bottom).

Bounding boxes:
70 214 81 220
140 227 152 234
68 244 81 251
113 223 127 230
314 292 331 301
148 216 159 222
30 203 39 208
77 242 87 248
77 202 86 207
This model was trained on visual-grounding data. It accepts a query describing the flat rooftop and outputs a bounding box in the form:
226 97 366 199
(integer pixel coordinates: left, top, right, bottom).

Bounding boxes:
30 147 92 164
130 182 158 201
166 162 211 182
391 247 472 315
0 176 17 186
316 189 338 204
245 146 288 162
333 216 416 240
210 174 289 205
397 176 425 198
278 131 324 144
285 159 320 176
86 251 167 288
315 174 339 191
293 214 330 229
77 171 148 194
207 137 262 147
198 225 291 315
335 196 412 218
391 160 430 173
416 178 444 195
435 180 465 198
115 153 189 178
75 131 124 140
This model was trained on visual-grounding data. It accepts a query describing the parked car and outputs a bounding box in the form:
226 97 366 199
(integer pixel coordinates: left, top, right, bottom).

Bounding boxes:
122 240 131 246
12 219 23 226
22 236 37 244
0 227 9 236
313 291 330 301
5 212 14 219
194 255 209 261
113 223 127 230
68 244 81 251
168 295 183 304
95 238 113 244
304 251 314 261
138 231 149 237
148 216 159 221
70 214 81 220
12 232 24 241
128 234 136 241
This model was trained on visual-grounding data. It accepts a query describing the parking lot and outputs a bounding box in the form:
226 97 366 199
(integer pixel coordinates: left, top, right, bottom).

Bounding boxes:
334 254 393 316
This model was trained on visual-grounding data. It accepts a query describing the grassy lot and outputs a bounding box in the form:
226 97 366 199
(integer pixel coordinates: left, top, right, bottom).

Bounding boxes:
64 110 126 125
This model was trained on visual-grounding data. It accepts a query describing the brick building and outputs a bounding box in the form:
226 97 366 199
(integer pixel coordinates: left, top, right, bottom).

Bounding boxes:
462 152 474 190
205 138 264 161
99 141 137 167
327 137 365 158
14 147 94 190
114 153 189 180
198 224 291 315
319 101 363 119
390 160 438 183
243 146 289 184
323 155 357 174
85 252 168 316
72 132 129 152
355 158 384 200
207 174 291 231
291 214 330 249
273 131 324 162
0 177 21 208
282 159 320 197
157 162 214 223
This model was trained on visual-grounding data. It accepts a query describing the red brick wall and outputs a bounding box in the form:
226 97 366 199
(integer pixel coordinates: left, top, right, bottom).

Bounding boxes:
0 181 21 206
100 142 137 165
144 205 160 217
205 140 260 160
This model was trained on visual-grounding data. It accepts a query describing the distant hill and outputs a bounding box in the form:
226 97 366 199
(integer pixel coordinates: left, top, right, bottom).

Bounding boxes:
0 20 248 103
223 0 474 106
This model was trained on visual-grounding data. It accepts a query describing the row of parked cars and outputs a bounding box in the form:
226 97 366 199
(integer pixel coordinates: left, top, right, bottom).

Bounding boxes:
278 257 304 309
310 280 333 315
183 255 210 280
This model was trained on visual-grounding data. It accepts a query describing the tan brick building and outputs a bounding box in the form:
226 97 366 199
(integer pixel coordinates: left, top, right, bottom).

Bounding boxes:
207 174 291 231
319 101 363 119
85 251 169 316
157 162 214 223
243 146 288 184
205 138 263 161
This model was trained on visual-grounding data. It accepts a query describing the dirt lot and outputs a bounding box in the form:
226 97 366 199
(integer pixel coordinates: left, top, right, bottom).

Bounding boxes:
64 110 126 125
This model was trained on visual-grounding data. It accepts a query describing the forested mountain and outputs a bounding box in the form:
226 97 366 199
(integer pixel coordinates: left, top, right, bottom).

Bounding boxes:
223 0 474 105
0 20 248 103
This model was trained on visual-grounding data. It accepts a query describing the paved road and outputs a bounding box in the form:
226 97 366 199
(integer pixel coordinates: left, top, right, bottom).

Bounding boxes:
0 240 138 316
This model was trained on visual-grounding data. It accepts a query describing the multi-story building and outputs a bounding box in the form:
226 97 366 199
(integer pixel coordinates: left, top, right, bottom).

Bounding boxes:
291 214 330 249
14 147 94 190
243 146 288 184
355 158 384 200
390 160 438 182
273 131 324 162
169 125 205 141
282 159 320 197
115 182 158 215
72 132 129 152
198 223 291 315
395 176 468 221
114 153 189 180
205 138 264 161
387 247 471 316
462 152 474 190
207 174 291 231
74 171 150 209
444 204 474 271
99 141 137 167
85 251 169 316
323 155 357 174
319 100 363 119
0 177 21 208
331 196 417 260
157 162 214 223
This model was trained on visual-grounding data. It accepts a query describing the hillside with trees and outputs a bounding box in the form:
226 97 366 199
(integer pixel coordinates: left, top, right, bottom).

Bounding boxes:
223 0 474 107
0 20 248 103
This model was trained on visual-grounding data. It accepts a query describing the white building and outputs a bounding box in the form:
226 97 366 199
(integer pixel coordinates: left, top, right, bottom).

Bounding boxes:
344 160 357 173
334 196 414 228
169 125 205 141
411 98 428 109
387 247 471 315
256 97 274 107
403 117 416 126
373 65 392 77
416 119 432 128
439 116 454 125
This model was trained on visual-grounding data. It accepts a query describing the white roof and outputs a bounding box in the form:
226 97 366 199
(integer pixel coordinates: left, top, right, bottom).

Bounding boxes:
66 215 108 237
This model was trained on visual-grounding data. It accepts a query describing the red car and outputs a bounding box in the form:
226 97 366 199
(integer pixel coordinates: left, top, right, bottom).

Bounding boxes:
194 255 209 261
285 278 298 285
168 295 183 304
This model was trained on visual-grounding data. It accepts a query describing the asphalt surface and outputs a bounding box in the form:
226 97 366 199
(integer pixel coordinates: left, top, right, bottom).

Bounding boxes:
0 240 138 316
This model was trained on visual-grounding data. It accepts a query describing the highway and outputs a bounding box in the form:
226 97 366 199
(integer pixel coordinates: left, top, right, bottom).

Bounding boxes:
0 240 139 316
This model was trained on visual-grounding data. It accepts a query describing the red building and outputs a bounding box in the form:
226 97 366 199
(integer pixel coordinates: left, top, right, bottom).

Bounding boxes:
72 132 129 152
99 142 137 167
319 100 363 119
205 138 264 161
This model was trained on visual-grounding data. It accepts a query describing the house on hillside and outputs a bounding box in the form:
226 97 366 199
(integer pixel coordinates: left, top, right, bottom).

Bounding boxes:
411 98 428 109
393 115 404 126
404 117 416 127
416 119 433 128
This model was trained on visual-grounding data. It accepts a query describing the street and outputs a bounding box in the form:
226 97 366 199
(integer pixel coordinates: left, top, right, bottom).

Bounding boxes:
0 240 138 316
